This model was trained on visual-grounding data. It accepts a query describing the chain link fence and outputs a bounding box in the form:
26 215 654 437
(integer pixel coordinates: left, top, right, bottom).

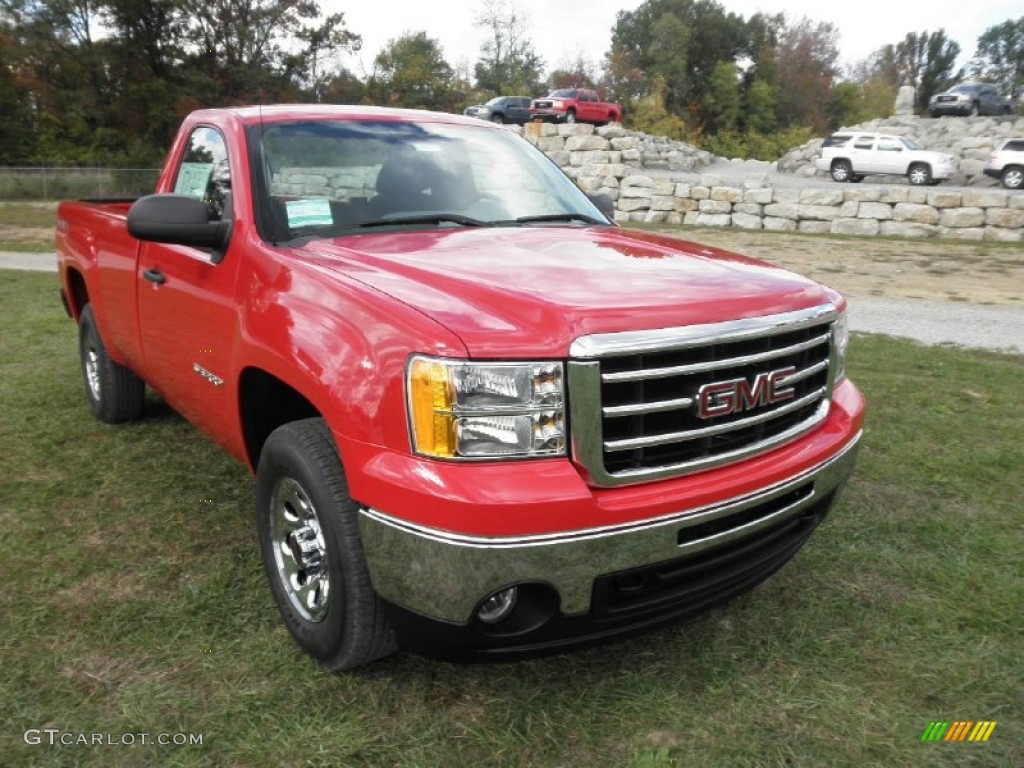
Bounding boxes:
0 167 162 200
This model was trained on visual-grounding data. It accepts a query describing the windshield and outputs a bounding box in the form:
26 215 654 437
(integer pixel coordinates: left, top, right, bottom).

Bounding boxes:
549 89 577 98
900 137 923 150
485 97 506 106
949 85 978 94
249 119 607 243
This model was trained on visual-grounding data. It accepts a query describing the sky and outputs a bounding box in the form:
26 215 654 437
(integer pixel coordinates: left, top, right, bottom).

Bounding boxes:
330 0 1021 80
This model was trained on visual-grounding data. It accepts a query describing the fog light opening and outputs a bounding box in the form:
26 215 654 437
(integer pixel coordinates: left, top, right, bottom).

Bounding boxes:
477 587 519 624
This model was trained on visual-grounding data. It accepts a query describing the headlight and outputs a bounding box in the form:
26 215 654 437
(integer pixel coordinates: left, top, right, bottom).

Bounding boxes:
832 311 850 383
407 356 566 459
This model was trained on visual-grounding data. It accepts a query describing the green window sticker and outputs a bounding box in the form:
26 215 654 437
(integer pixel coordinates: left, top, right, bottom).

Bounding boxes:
286 199 333 228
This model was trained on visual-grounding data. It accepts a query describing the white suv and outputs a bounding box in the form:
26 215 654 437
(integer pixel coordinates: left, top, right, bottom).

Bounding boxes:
815 133 957 186
983 138 1024 189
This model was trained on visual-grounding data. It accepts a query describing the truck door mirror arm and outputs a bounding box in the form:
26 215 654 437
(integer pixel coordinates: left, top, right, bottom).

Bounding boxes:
127 193 232 263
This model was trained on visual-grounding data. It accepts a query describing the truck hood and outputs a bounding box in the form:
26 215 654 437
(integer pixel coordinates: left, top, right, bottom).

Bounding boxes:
300 226 833 358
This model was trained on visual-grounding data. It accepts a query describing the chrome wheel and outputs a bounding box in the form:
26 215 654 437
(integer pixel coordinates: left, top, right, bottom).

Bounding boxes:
1003 167 1023 190
84 348 101 400
270 477 330 623
908 164 931 185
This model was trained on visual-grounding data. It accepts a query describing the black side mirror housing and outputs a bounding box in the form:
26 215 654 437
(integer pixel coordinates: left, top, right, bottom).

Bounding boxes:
587 192 616 221
127 194 231 260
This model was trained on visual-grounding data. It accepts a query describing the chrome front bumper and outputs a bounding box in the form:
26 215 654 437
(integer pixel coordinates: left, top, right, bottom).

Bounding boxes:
358 432 862 624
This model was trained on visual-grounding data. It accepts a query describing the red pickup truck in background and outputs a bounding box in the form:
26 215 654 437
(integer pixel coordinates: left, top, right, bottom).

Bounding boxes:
56 105 864 671
530 88 623 125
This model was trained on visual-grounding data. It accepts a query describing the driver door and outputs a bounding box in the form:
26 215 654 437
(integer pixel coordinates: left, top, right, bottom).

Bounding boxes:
136 125 243 450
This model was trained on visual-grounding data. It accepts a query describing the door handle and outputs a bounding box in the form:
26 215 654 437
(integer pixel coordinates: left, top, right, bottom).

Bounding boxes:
143 268 166 285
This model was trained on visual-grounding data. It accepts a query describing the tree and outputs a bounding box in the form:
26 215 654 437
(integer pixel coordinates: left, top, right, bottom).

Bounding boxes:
548 52 597 91
0 17 36 162
607 0 746 117
473 0 543 94
772 18 840 133
969 16 1024 103
704 60 741 132
368 32 455 111
872 30 962 111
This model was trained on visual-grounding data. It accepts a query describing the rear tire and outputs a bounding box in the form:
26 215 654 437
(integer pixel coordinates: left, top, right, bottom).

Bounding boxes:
256 418 397 671
1002 166 1024 190
830 159 852 183
78 304 145 423
908 163 932 186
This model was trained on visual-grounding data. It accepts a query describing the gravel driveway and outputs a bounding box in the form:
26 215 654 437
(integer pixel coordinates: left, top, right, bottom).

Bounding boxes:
2 249 1021 355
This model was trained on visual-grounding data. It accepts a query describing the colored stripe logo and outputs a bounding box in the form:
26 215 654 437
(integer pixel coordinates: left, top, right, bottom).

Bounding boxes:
920 721 997 742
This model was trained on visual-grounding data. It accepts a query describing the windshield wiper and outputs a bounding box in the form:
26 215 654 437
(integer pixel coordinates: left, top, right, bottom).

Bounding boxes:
513 213 607 225
355 213 492 229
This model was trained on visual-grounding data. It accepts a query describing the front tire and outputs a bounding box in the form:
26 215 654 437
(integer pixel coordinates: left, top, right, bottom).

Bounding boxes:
1002 166 1024 190
969 102 979 117
489 113 504 124
78 304 145 423
256 418 396 671
908 163 932 186
565 109 577 124
830 159 852 183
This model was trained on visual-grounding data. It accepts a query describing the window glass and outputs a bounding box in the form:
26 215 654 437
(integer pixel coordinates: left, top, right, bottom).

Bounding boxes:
823 134 851 148
854 136 875 150
877 139 902 152
254 119 606 242
174 127 231 221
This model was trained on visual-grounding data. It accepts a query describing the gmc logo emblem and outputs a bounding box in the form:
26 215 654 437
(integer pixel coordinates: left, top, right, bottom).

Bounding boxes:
697 366 796 419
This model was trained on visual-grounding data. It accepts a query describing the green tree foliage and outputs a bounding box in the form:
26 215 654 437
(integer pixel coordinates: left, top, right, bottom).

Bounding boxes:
368 32 455 111
627 75 688 140
704 61 741 132
0 0 358 165
0 14 37 162
473 0 543 95
871 30 962 111
969 16 1024 103
609 0 746 118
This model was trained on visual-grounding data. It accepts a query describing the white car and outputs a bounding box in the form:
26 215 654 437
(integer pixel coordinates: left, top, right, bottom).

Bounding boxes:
982 138 1024 189
815 133 957 185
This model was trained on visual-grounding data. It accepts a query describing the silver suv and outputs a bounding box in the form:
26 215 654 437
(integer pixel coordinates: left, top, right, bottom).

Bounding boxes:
983 138 1024 189
815 133 957 185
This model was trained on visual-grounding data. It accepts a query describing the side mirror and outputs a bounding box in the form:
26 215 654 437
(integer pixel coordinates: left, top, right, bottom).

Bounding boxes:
127 194 231 260
587 192 616 220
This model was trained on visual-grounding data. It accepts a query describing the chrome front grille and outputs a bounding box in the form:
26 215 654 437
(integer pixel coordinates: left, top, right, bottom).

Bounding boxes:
568 305 839 487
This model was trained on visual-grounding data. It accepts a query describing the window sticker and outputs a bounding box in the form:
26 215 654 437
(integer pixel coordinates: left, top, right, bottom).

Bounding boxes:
286 198 333 228
175 162 214 197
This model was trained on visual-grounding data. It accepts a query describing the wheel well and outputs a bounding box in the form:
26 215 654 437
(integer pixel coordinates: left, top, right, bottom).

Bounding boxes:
239 368 320 470
831 158 851 168
66 268 89 319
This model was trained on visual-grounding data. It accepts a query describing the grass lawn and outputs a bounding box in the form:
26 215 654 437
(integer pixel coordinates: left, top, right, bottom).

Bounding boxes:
1 270 1021 767
0 201 58 252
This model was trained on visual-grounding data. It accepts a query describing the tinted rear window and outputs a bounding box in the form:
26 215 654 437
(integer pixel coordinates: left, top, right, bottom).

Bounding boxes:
824 134 852 147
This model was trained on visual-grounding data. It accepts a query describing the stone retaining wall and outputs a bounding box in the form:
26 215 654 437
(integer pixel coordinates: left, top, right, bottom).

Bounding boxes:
519 123 1023 242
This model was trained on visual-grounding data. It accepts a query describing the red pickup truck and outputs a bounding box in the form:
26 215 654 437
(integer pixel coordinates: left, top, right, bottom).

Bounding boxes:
530 88 622 125
57 105 864 671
